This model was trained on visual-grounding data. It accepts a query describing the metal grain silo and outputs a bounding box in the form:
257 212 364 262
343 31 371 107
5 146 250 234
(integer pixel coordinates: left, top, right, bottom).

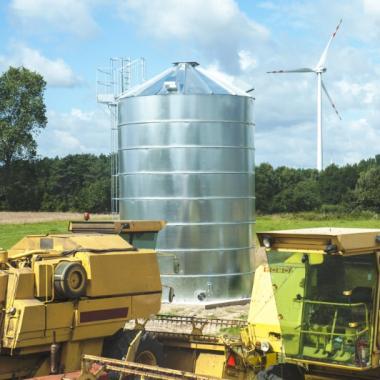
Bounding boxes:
117 62 255 303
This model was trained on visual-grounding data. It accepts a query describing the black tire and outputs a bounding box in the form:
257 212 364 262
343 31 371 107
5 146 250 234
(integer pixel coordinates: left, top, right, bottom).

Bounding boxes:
135 333 164 366
132 333 165 380
102 329 138 359
54 261 87 299
255 364 305 380
102 329 139 380
102 330 164 380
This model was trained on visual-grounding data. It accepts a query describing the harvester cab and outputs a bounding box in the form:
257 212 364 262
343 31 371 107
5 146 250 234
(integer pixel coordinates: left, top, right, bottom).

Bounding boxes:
0 220 165 379
250 228 380 378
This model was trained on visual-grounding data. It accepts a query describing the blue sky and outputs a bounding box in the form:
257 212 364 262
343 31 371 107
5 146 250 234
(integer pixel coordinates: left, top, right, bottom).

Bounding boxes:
1 0 380 168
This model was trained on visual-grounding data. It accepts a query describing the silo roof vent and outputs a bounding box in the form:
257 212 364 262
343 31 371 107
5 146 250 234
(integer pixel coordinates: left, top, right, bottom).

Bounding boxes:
119 61 250 98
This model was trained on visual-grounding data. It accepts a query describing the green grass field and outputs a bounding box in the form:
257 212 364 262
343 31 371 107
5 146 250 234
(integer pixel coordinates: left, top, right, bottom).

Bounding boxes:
1 213 380 250
0 221 68 249
257 214 380 231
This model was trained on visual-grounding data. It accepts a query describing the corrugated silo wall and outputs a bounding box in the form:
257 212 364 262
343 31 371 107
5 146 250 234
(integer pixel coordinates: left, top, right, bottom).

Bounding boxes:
118 94 255 302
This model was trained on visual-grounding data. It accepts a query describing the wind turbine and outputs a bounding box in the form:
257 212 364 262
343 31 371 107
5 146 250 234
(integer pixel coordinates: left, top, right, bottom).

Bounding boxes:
267 19 342 171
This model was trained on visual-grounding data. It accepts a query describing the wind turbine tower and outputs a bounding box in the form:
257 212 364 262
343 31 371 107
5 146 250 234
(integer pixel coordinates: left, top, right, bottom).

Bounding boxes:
268 19 342 171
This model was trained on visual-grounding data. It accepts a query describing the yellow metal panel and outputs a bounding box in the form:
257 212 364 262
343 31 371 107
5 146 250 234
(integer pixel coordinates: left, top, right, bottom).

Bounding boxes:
46 302 74 329
68 234 133 250
247 264 283 353
76 296 131 324
0 271 8 303
34 262 53 299
131 293 161 318
7 268 34 300
195 352 225 377
78 250 161 297
15 299 45 333
72 296 131 341
3 299 46 348
69 220 166 233
257 228 380 255
60 338 103 372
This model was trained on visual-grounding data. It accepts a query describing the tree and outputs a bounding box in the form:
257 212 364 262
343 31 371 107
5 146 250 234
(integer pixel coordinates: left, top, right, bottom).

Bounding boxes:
0 66 47 167
41 154 110 212
319 164 359 205
273 179 321 212
255 163 279 213
354 166 380 212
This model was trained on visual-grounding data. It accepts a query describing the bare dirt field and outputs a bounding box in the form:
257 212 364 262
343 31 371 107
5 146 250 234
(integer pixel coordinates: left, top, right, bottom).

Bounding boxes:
0 212 111 224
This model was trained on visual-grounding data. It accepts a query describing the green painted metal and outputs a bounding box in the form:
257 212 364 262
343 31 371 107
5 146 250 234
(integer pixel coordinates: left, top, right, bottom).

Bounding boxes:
267 251 377 369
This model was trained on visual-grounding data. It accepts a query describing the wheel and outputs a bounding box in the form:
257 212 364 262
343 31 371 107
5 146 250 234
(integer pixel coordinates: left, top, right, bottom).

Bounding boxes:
255 364 305 380
54 261 87 299
102 329 138 359
131 333 164 380
102 331 164 380
135 333 164 366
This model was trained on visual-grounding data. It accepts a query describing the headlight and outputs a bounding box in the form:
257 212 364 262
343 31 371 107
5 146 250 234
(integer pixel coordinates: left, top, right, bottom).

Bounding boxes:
260 340 270 352
262 236 273 248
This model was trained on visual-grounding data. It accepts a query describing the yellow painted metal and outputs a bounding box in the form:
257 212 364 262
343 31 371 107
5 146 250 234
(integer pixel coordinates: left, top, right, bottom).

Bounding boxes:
245 263 282 353
6 268 34 299
0 250 7 263
0 220 164 379
195 353 225 378
81 354 224 379
0 271 7 303
69 219 166 234
77 249 161 297
136 228 380 380
257 227 380 255
60 339 103 372
34 261 54 299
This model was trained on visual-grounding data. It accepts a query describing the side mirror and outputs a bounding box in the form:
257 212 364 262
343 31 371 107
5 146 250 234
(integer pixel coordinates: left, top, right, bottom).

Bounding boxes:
168 287 175 303
162 285 175 303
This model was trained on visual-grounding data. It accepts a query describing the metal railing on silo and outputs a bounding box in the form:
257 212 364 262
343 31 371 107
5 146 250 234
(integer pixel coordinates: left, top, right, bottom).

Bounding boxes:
96 57 146 217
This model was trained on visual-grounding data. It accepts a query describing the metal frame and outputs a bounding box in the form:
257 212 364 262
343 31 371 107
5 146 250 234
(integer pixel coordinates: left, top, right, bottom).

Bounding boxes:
96 57 146 217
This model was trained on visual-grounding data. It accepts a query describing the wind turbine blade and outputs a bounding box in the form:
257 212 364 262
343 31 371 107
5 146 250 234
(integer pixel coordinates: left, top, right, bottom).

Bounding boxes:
316 19 342 69
321 79 342 120
267 68 314 74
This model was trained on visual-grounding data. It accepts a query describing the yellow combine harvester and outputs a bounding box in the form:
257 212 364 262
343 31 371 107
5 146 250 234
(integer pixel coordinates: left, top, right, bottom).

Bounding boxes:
83 227 380 380
0 220 164 379
3 224 380 380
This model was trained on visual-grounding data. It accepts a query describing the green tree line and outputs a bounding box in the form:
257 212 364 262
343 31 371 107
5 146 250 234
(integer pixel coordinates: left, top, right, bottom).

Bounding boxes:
1 153 380 214
0 154 111 212
2 66 380 215
256 154 380 214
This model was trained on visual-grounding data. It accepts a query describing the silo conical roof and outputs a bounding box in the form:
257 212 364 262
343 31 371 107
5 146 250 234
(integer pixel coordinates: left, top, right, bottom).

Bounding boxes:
119 62 250 98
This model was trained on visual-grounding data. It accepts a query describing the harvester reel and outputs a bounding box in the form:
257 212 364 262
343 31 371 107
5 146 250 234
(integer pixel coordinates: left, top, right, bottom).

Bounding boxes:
54 261 87 299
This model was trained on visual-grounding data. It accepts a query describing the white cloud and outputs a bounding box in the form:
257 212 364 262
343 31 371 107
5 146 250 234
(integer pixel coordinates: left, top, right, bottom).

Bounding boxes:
238 50 258 72
324 116 380 165
204 62 251 92
256 122 316 168
0 44 80 87
119 0 269 73
10 0 98 38
37 108 110 157
363 0 380 14
335 80 380 105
